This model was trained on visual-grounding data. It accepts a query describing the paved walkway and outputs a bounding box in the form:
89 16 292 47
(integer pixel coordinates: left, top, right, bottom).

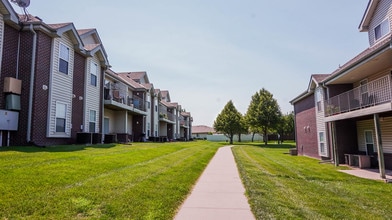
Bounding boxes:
339 168 392 182
175 146 255 220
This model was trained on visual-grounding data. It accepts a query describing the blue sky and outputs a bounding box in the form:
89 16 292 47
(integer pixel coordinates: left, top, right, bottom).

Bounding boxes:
13 0 369 126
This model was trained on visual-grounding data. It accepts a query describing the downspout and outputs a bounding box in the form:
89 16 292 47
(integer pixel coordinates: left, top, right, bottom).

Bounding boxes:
15 26 23 79
26 24 37 143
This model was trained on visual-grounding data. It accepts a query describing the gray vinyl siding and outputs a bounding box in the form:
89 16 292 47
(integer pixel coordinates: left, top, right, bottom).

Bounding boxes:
47 35 74 138
85 57 101 132
315 87 329 157
368 0 392 46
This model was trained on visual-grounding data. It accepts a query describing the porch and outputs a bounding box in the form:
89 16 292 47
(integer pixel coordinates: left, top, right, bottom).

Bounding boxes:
339 168 392 182
324 75 392 121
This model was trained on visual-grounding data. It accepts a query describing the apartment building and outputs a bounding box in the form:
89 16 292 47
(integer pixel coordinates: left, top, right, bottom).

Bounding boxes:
0 0 192 146
291 0 392 178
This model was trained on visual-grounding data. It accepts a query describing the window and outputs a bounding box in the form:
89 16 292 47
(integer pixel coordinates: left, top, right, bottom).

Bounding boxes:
319 132 325 153
59 43 69 74
55 102 67 132
89 110 96 133
155 105 158 112
90 62 98 86
317 101 322 112
315 89 323 112
147 102 151 109
375 19 390 41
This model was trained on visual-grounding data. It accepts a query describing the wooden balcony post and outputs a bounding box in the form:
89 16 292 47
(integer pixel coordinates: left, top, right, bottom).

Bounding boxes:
373 114 386 179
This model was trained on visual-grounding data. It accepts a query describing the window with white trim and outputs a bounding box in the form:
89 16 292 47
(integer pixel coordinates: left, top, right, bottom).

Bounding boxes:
90 62 98 87
319 132 325 154
59 43 69 74
89 110 96 133
55 102 67 132
375 19 390 41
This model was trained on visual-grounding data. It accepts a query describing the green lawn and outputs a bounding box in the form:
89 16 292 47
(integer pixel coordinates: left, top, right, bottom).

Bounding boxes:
232 143 392 220
0 141 224 219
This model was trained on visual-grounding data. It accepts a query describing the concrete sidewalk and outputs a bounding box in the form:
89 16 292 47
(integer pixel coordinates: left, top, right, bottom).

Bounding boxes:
174 146 255 220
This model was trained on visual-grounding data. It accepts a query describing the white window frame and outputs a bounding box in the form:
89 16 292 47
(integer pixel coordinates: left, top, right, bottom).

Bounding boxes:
89 110 96 133
55 102 67 133
374 19 390 41
90 62 98 87
319 132 325 153
59 43 70 74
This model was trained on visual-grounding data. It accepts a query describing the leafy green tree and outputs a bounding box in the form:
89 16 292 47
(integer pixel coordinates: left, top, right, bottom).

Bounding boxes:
245 88 282 145
237 115 249 142
214 100 242 144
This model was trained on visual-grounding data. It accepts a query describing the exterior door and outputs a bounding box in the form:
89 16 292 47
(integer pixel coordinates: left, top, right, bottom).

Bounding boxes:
364 130 374 155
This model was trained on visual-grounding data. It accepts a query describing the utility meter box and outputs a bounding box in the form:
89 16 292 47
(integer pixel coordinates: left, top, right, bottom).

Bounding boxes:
4 77 22 94
0 110 19 131
5 94 21 111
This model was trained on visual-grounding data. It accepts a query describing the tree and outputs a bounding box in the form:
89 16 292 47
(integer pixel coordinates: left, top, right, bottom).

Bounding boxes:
214 100 242 144
245 88 282 145
237 115 249 142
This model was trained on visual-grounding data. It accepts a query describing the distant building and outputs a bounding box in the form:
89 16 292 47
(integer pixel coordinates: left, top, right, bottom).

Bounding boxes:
192 125 215 139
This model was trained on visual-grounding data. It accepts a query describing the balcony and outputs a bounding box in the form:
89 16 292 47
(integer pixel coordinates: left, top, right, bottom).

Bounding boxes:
324 75 392 120
104 87 146 115
159 111 176 124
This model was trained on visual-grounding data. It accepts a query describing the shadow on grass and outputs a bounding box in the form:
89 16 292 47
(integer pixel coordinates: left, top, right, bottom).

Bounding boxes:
0 143 118 153
235 142 295 149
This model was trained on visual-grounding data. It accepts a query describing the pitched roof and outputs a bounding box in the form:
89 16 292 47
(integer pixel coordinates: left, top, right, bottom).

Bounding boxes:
192 125 215 134
359 0 379 32
312 74 330 83
117 73 147 90
290 74 329 104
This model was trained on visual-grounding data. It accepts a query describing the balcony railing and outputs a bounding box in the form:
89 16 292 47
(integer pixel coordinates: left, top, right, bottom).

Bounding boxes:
104 88 146 111
159 111 175 122
180 120 189 127
324 75 392 116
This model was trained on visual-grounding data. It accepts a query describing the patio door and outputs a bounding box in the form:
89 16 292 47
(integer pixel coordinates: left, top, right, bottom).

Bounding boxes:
364 130 374 155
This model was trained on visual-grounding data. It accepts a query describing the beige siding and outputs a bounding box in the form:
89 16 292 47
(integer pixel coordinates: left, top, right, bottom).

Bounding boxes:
47 34 74 137
357 117 392 154
315 87 329 157
159 123 167 136
353 70 389 88
368 0 392 46
103 108 128 133
357 119 375 152
85 57 101 132
380 116 392 153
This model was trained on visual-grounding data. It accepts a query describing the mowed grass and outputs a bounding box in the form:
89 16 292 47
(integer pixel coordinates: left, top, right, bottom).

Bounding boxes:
0 141 224 219
233 142 392 220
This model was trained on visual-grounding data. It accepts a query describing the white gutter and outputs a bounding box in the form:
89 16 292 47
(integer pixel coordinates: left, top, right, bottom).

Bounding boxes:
26 23 37 143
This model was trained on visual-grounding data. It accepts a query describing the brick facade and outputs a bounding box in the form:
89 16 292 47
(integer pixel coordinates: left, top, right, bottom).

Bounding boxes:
293 94 320 158
71 52 86 141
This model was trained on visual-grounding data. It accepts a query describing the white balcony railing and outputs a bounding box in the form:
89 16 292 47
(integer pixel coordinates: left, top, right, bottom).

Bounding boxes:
324 75 392 116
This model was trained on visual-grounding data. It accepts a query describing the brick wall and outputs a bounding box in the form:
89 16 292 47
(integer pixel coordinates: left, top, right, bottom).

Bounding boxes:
71 52 86 140
294 94 320 158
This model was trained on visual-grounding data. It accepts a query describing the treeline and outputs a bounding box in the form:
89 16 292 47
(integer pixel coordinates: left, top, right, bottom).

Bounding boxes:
214 88 294 144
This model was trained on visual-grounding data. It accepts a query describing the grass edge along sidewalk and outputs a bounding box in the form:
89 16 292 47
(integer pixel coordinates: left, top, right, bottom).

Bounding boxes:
233 143 392 220
0 141 224 219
